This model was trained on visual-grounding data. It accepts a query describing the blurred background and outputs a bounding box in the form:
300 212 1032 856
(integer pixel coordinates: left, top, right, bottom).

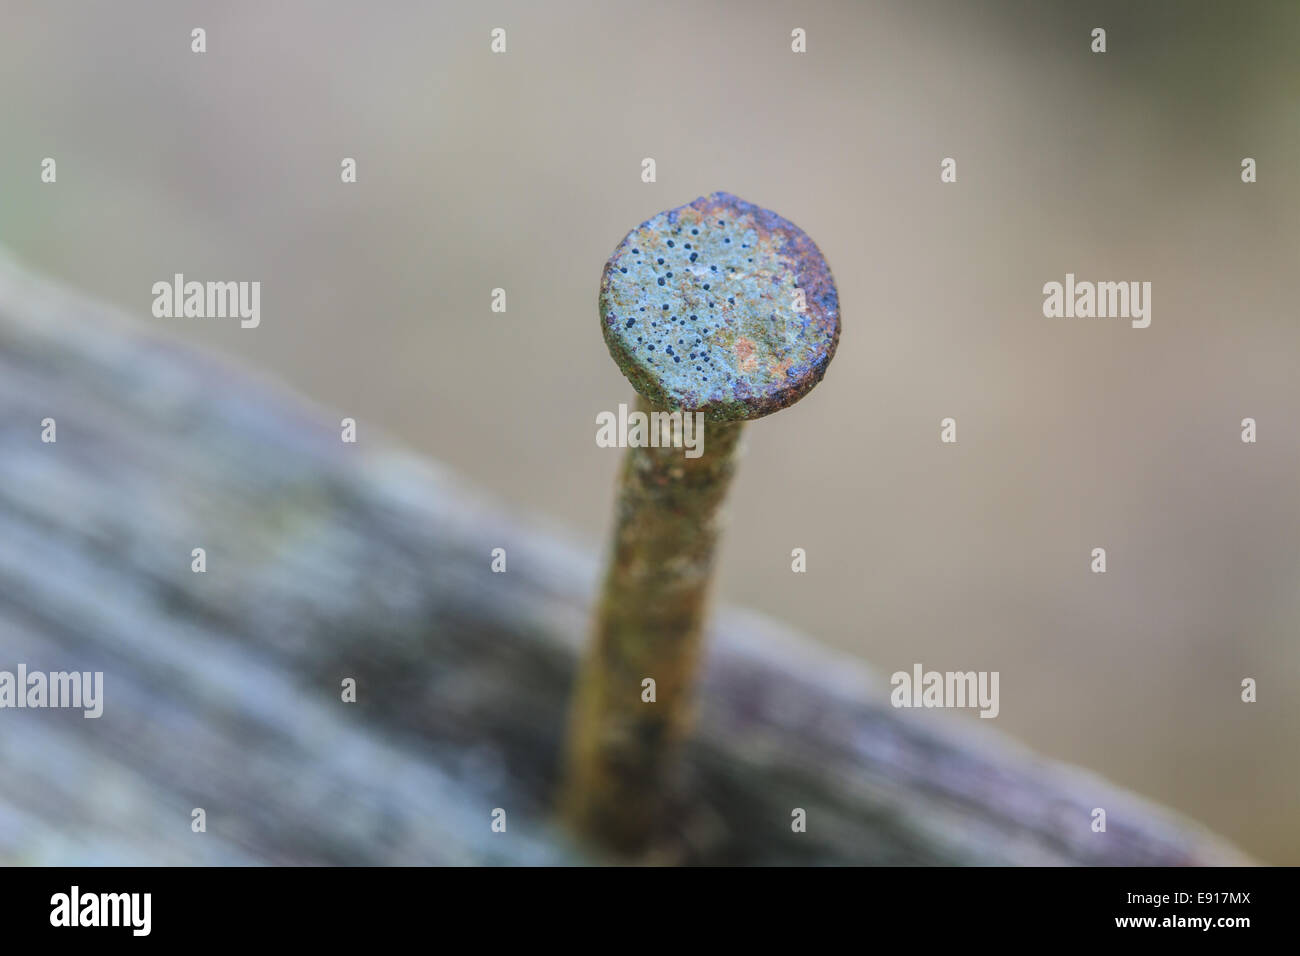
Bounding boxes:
1 0 1297 862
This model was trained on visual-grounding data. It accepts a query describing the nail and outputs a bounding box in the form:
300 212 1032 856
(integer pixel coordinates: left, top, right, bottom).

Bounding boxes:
561 191 841 854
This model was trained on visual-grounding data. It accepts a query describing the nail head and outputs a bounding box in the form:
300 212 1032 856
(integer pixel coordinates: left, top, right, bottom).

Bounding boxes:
600 192 840 423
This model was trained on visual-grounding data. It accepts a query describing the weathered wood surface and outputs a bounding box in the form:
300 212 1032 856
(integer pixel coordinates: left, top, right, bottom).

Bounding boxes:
0 254 1250 865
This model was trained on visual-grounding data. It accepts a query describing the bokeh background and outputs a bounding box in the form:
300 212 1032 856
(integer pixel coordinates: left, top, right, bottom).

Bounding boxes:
2 0 1297 862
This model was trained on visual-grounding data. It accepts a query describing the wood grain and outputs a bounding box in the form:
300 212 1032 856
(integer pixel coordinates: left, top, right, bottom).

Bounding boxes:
0 254 1249 865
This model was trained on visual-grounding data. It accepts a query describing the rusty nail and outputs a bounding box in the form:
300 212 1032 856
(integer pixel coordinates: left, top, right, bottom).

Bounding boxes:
560 191 841 855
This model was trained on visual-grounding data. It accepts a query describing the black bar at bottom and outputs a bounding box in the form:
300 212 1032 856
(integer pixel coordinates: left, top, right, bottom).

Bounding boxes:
0 865 1287 942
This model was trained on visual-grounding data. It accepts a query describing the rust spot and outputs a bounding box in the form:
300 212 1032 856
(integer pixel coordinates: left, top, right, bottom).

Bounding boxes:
734 336 758 372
